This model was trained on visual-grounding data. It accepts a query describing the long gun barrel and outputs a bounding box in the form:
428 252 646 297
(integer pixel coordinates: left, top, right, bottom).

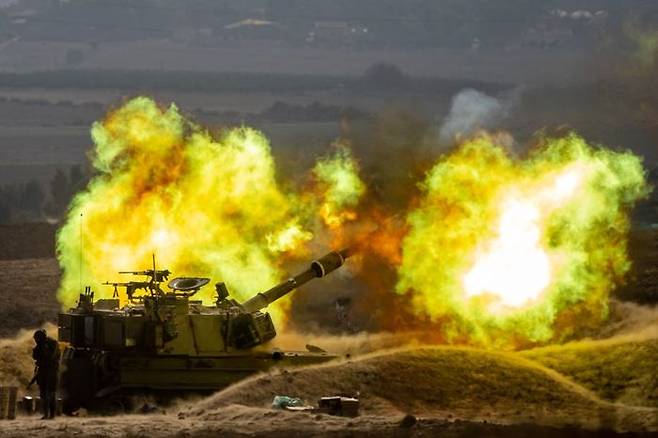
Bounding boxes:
241 248 352 312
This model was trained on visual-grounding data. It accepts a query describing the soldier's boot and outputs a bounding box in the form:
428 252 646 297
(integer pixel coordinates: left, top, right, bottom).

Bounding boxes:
40 399 49 420
48 394 56 419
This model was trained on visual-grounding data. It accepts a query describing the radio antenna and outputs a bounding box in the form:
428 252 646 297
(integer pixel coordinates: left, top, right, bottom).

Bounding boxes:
152 252 158 295
79 212 84 291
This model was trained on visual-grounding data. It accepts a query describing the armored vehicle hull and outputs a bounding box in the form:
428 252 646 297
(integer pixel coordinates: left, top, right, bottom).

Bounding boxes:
60 347 335 412
58 249 350 413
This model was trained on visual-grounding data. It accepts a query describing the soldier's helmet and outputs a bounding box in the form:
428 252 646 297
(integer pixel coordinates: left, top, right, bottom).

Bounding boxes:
33 329 47 343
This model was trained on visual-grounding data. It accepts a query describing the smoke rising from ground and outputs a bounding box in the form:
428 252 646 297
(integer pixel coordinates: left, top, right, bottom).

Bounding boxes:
439 88 521 144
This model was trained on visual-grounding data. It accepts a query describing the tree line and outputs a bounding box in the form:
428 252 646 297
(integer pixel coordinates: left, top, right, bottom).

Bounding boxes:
0 165 87 224
0 65 508 94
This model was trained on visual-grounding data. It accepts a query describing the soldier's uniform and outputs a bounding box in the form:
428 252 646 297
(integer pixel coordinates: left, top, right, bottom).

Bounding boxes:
32 329 60 419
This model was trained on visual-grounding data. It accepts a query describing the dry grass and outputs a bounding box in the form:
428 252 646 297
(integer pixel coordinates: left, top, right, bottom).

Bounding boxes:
1 325 657 435
188 346 658 432
522 331 658 408
2 343 656 436
0 325 55 387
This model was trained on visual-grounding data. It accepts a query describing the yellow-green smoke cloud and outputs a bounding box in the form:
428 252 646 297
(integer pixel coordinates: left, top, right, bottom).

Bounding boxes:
56 97 365 324
396 134 649 347
312 145 366 228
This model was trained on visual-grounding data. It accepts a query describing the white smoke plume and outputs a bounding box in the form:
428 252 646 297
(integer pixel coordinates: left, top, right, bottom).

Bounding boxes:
439 88 520 144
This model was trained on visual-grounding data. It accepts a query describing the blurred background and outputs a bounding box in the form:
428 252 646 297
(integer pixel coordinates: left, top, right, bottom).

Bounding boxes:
0 0 655 226
0 1 656 336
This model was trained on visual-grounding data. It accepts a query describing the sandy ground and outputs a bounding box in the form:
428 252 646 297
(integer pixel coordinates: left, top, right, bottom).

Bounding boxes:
1 410 652 438
0 410 645 437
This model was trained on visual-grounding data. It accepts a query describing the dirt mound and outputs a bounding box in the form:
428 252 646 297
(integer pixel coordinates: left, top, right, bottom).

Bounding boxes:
188 347 658 432
522 332 658 408
0 223 56 260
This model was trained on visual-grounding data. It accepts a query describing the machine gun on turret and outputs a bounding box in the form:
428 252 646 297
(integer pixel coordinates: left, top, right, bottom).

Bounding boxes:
58 247 352 414
118 269 171 282
101 281 154 300
102 255 172 300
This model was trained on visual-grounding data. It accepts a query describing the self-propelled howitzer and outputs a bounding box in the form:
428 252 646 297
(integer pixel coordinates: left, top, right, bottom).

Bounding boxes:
57 249 351 413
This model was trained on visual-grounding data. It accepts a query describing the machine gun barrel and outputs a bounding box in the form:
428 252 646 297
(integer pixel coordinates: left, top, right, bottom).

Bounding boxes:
118 269 171 282
241 248 352 312
119 269 170 275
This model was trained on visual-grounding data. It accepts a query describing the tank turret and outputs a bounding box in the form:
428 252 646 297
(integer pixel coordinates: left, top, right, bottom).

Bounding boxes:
57 248 352 413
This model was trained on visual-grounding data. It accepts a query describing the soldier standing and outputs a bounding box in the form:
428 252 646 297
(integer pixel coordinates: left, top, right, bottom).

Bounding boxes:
29 329 60 419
